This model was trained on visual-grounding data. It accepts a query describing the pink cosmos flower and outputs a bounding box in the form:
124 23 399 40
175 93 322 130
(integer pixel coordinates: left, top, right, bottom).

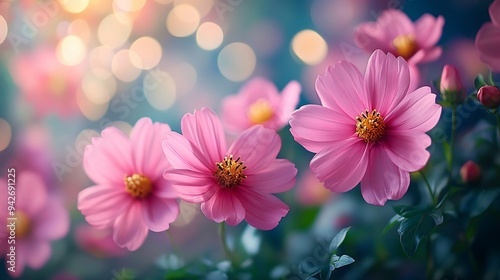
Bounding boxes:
78 118 179 251
354 9 444 66
475 0 500 72
221 77 301 133
0 171 69 278
10 48 82 118
289 50 442 205
162 107 297 230
74 224 128 258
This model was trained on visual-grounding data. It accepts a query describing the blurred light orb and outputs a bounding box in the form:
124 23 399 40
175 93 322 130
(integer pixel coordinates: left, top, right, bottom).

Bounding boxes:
82 72 117 105
218 42 256 82
143 71 177 110
89 45 115 79
111 49 142 82
174 0 214 18
114 0 146 12
68 19 91 44
291 29 327 65
166 4 200 37
130 36 162 70
0 15 7 45
76 90 109 121
0 118 12 152
196 22 223 50
58 0 89 14
98 14 132 48
56 35 87 66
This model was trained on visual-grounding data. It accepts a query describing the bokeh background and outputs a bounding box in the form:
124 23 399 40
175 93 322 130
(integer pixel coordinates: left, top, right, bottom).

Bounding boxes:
0 0 499 279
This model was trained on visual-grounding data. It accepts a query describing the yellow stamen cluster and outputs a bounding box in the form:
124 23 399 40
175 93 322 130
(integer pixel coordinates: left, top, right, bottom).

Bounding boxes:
124 174 152 199
15 211 31 238
392 34 418 60
355 109 386 143
215 155 247 188
248 99 274 124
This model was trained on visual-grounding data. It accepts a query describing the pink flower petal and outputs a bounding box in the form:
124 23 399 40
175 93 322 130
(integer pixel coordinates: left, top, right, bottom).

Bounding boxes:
310 137 368 193
141 196 179 232
129 118 172 180
33 198 69 240
236 188 289 230
228 125 280 172
152 177 178 199
242 159 297 193
364 50 410 115
377 9 415 41
383 130 431 172
316 61 367 118
415 15 445 49
78 185 132 229
200 188 245 226
417 47 443 64
163 169 217 203
475 23 500 72
290 104 355 153
386 86 442 132
113 201 149 251
17 171 47 216
354 22 392 53
408 64 421 91
83 127 133 185
162 131 212 171
360 145 410 206
490 0 500 27
22 239 51 269
181 108 226 165
278 80 301 124
221 94 251 132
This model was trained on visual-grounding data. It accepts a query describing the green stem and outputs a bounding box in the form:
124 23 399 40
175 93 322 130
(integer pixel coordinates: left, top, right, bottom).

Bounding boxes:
219 222 235 265
420 170 436 206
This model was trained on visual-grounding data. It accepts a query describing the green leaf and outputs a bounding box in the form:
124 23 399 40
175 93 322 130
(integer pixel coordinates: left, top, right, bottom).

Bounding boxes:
474 74 488 90
393 205 426 218
397 210 443 258
329 226 351 254
488 71 495 86
443 141 451 169
460 189 500 217
383 214 403 234
330 254 355 269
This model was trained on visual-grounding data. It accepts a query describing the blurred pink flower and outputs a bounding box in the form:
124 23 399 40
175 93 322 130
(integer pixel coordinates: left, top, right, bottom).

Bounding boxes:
221 77 301 133
0 171 69 278
290 50 442 205
10 48 82 117
439 65 466 105
74 224 128 258
354 9 444 65
475 0 500 72
296 169 333 206
78 118 179 251
163 107 297 230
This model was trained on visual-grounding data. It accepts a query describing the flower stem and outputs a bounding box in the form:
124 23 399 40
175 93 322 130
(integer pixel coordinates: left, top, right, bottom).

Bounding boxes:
218 222 235 265
420 170 436 206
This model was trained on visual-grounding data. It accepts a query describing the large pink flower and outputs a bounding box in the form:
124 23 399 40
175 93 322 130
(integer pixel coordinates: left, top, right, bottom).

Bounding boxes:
162 107 297 230
78 118 179 251
475 0 500 72
0 171 69 277
290 50 442 206
354 9 444 66
221 77 301 133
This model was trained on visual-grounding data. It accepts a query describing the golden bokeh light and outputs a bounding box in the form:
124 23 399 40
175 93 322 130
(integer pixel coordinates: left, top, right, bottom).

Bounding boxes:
114 0 146 12
68 19 91 44
111 49 142 82
98 14 132 48
76 90 109 121
143 71 177 110
196 22 223 51
130 36 163 70
291 29 328 65
56 35 87 66
174 0 214 17
0 15 7 45
0 118 12 152
166 4 200 37
58 0 89 14
89 45 115 79
218 42 256 82
82 72 117 105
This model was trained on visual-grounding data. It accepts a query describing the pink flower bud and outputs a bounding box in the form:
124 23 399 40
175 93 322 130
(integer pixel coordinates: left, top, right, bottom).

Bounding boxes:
460 160 481 184
477 85 500 109
440 65 466 105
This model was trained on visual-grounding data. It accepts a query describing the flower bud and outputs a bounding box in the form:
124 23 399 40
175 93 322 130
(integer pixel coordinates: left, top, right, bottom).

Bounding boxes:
440 65 466 105
460 160 481 184
477 85 500 109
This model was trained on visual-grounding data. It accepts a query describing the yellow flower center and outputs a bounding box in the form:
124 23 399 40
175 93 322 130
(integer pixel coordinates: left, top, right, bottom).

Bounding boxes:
15 211 31 238
215 155 247 189
124 174 152 199
355 109 386 143
248 99 274 124
48 73 68 98
392 34 418 60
